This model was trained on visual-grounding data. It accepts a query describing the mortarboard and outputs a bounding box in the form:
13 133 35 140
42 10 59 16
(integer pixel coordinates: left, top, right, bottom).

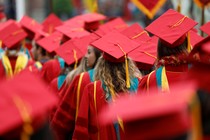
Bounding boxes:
19 15 43 39
55 33 100 68
55 39 84 68
63 15 84 27
91 31 140 88
200 21 210 36
80 13 106 31
56 25 90 39
91 31 140 62
42 13 63 35
121 23 151 43
94 17 128 37
0 20 27 49
36 31 63 53
99 82 201 140
145 9 198 48
189 30 204 48
128 37 157 70
0 70 58 139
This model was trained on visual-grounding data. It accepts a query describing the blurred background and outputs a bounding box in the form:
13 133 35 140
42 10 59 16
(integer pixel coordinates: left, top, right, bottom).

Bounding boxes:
0 0 210 28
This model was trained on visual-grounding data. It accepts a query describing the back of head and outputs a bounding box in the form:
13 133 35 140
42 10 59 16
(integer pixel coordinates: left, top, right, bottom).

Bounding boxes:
157 37 188 59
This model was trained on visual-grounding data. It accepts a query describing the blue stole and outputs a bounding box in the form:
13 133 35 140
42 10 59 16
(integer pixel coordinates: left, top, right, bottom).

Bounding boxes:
88 69 95 82
57 74 66 90
58 57 65 69
156 66 163 90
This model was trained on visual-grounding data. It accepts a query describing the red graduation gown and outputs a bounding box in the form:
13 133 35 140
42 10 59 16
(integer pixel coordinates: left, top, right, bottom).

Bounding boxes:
72 81 124 140
138 64 189 93
51 72 92 140
40 59 61 83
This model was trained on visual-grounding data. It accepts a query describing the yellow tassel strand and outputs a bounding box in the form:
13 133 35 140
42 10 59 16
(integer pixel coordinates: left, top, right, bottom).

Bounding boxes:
187 32 192 53
115 43 130 88
73 49 78 69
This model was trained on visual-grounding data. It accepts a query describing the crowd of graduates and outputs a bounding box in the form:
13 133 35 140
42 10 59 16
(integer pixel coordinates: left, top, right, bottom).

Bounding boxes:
0 4 210 140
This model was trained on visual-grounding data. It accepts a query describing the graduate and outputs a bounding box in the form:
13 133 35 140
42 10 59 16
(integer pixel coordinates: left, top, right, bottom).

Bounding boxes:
72 31 141 140
49 34 99 96
0 20 33 79
50 33 101 140
138 9 198 93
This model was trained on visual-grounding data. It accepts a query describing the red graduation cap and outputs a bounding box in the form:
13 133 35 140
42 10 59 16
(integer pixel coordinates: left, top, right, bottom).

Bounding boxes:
145 9 198 48
56 24 90 39
91 31 140 88
42 13 63 35
0 70 58 139
189 30 204 48
0 19 15 30
80 13 107 31
91 31 140 62
0 20 27 48
55 33 100 68
128 37 157 70
63 15 84 27
55 39 84 66
99 82 200 140
121 23 151 43
19 15 43 39
36 31 63 53
94 17 128 37
200 21 210 36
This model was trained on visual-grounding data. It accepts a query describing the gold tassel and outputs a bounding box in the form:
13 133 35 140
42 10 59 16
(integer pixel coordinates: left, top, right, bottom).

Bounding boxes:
115 43 130 88
161 66 170 92
73 49 78 69
187 32 192 53
125 56 130 88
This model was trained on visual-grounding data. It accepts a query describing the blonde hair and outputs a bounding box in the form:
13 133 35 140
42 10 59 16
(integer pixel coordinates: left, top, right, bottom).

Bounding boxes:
94 57 141 93
65 57 87 85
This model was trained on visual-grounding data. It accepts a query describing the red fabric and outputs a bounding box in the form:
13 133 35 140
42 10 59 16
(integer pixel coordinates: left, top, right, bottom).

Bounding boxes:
138 64 189 93
203 135 210 140
200 21 210 36
197 0 210 5
51 72 92 140
49 77 66 97
50 78 59 94
72 81 121 140
137 0 163 10
40 59 61 83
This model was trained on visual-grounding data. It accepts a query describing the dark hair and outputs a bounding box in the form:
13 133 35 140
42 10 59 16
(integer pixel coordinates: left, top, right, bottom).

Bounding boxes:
157 38 188 60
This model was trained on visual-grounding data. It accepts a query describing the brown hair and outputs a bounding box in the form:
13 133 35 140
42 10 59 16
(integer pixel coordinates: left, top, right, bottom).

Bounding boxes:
94 57 141 93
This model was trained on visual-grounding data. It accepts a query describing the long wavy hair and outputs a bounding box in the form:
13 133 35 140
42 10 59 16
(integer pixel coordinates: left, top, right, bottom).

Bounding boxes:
94 57 141 93
65 47 102 85
65 57 87 85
